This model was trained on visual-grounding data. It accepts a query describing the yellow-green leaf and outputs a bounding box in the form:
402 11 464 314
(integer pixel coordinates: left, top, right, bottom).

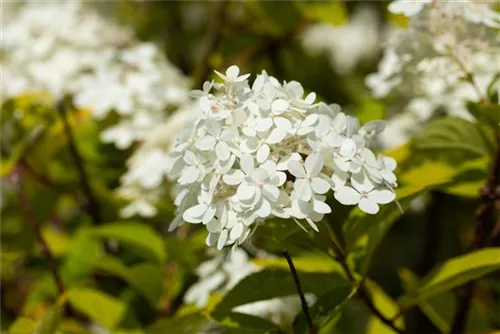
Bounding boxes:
91 222 166 263
67 287 126 329
366 280 405 333
399 248 500 308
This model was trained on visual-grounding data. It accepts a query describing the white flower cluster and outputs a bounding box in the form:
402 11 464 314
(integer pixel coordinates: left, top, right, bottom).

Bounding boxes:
118 104 197 218
1 1 190 149
301 5 382 75
367 0 500 147
184 248 316 328
167 66 397 250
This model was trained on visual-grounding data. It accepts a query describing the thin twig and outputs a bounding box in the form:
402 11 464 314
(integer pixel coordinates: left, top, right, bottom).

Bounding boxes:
14 169 65 295
323 222 405 334
193 0 226 88
57 100 101 226
282 249 316 334
450 130 500 334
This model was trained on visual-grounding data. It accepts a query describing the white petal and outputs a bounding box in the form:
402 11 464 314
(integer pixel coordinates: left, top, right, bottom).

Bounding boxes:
237 183 256 201
266 128 287 144
202 206 216 224
305 153 323 177
226 65 240 80
183 204 207 223
179 166 199 184
240 154 254 175
302 114 318 128
383 156 397 171
305 92 316 105
294 179 313 201
196 135 217 150
256 199 272 218
334 186 361 205
256 144 270 163
229 222 244 240
262 184 280 202
361 148 378 167
217 229 228 249
313 198 331 214
369 189 396 204
216 141 230 160
183 151 197 165
206 218 221 233
288 160 307 178
206 232 218 246
271 99 289 113
240 137 260 153
351 173 374 193
274 117 292 131
310 177 330 194
223 169 245 185
339 139 356 158
251 168 268 182
255 118 273 131
305 218 319 232
359 197 379 214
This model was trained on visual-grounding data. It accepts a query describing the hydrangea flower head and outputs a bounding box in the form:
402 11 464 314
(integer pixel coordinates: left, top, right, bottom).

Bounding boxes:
168 66 398 250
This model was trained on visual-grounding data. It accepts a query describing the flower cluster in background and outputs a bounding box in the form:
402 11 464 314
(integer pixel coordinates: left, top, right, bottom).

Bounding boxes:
1 1 191 149
368 0 500 147
301 5 383 75
167 66 398 250
184 248 315 328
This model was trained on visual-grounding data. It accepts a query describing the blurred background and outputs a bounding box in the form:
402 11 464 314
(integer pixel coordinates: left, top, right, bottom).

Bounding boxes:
1 1 499 333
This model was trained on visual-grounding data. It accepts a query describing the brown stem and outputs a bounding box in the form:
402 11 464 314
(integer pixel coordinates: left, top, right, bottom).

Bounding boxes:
57 100 101 226
282 249 316 334
193 0 227 88
15 169 64 295
450 131 500 334
324 222 405 334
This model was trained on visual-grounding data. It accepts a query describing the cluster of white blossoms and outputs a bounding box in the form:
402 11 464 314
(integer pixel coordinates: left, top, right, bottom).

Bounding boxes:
1 1 190 149
118 104 198 218
301 5 382 75
167 66 398 250
184 248 316 327
367 0 500 147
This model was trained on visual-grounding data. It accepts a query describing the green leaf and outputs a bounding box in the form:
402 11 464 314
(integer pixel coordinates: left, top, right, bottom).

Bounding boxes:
0 140 28 177
35 295 67 334
212 268 350 318
467 101 500 130
68 287 126 329
147 312 210 334
252 252 343 273
94 256 164 305
399 248 500 308
295 1 347 26
9 317 37 334
365 280 404 333
217 312 283 332
399 268 490 333
412 117 492 157
294 284 354 333
91 222 166 263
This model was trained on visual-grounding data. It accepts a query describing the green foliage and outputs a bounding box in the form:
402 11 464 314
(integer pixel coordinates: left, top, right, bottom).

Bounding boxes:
294 285 354 333
212 269 350 318
91 222 166 263
67 287 126 328
398 248 500 308
412 117 494 157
